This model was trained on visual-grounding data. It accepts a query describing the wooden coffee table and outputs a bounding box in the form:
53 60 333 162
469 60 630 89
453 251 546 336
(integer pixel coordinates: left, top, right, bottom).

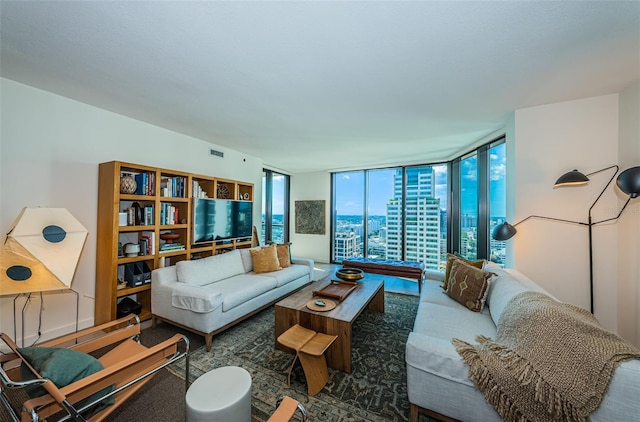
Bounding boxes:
274 277 384 373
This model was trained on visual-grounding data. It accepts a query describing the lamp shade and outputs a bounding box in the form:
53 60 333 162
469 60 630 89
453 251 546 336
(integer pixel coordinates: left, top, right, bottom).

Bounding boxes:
616 166 640 198
492 222 517 241
0 208 88 295
554 169 589 187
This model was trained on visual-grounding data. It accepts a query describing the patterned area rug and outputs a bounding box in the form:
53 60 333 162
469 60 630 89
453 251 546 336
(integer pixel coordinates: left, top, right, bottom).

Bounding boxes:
170 292 419 421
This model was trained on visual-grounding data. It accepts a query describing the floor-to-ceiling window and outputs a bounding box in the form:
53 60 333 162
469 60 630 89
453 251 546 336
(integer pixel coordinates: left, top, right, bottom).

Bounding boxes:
261 169 289 244
367 169 397 259
450 137 506 261
333 171 365 260
332 164 448 271
331 136 505 268
489 141 507 265
459 152 478 260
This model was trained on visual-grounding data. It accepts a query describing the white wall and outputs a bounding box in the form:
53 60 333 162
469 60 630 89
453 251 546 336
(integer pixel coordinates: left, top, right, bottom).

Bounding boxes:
289 171 331 264
617 80 640 347
512 94 621 331
0 78 264 344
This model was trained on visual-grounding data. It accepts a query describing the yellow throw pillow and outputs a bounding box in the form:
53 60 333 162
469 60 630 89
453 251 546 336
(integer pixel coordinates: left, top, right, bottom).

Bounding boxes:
276 243 292 268
444 259 494 312
443 253 484 290
250 244 282 273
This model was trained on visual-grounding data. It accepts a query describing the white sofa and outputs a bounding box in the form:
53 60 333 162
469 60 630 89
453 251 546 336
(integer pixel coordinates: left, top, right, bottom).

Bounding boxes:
406 266 640 422
151 248 314 351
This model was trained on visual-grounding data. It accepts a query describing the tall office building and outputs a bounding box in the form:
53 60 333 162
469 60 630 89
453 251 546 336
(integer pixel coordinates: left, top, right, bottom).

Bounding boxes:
386 168 441 271
334 231 361 262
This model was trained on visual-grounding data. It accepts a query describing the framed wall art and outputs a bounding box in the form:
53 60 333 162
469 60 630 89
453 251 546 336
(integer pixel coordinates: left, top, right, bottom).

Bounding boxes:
295 200 326 235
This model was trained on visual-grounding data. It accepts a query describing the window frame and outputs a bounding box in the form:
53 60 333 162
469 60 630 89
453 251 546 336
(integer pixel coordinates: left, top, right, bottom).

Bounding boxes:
262 169 290 244
330 135 506 265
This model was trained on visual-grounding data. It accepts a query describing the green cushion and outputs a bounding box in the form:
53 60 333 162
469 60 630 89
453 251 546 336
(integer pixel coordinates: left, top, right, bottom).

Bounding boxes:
19 346 114 415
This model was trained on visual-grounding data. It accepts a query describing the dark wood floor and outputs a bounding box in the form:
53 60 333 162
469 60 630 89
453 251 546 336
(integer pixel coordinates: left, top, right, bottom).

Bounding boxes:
315 263 420 296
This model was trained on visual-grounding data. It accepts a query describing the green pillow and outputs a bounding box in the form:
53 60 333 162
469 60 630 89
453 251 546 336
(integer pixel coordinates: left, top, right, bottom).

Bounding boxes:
19 347 115 416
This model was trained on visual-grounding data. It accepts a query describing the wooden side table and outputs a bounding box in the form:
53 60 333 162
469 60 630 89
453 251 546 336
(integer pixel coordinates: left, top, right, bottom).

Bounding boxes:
277 324 338 396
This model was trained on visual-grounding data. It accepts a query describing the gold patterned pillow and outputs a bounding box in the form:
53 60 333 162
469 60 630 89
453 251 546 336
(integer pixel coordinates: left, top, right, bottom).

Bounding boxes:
443 253 485 290
276 243 292 268
250 244 282 273
444 259 494 312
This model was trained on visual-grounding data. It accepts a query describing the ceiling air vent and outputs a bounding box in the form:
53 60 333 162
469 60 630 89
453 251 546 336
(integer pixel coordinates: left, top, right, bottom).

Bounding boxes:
210 149 224 158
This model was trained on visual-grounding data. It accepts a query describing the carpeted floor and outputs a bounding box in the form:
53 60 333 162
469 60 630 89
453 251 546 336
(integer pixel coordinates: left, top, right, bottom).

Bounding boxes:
104 291 433 422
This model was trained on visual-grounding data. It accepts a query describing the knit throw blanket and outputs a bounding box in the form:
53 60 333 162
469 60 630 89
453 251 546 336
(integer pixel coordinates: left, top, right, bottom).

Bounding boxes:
453 291 640 422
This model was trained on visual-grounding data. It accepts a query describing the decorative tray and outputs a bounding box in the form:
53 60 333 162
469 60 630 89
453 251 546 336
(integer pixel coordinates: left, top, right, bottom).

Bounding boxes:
312 280 358 301
306 299 337 312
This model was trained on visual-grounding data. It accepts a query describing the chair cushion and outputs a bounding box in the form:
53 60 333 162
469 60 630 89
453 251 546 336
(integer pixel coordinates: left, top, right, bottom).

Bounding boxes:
19 346 115 414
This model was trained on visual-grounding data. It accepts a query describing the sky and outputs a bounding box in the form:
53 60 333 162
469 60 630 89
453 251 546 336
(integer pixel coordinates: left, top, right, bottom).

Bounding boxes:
334 144 506 216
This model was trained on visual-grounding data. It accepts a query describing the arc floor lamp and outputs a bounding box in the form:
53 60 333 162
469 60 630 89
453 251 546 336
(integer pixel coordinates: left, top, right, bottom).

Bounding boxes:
493 165 640 314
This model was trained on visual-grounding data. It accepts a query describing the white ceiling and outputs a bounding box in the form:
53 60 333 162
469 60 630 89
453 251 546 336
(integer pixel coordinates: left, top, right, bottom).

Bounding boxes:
1 1 638 174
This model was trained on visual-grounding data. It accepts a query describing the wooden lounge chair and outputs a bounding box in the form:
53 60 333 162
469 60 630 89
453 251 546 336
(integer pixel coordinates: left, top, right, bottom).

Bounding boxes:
268 395 308 422
0 315 189 422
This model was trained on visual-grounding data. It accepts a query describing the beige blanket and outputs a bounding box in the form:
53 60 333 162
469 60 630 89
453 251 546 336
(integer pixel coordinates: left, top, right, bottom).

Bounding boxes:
453 291 640 422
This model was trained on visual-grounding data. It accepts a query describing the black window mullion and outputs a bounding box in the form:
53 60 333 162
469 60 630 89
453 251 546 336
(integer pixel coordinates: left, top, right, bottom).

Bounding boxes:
477 145 489 260
450 159 461 255
264 170 273 243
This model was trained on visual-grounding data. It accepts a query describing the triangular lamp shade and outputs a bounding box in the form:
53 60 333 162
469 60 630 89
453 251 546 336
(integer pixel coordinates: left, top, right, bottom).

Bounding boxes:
0 208 87 295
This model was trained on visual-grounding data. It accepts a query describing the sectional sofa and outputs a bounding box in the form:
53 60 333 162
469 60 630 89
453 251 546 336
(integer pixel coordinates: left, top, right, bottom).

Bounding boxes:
151 247 314 351
406 264 640 422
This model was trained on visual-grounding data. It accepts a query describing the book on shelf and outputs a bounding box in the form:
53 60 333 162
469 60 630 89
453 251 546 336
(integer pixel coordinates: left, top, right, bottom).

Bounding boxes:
160 203 178 225
134 172 154 196
138 238 148 256
143 205 154 225
141 231 155 255
161 176 186 198
192 180 209 198
160 243 185 253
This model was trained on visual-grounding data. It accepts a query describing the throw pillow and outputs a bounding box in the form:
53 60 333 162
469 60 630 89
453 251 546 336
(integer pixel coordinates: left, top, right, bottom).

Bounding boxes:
443 253 484 290
276 243 292 268
250 244 282 273
444 259 494 312
18 346 115 415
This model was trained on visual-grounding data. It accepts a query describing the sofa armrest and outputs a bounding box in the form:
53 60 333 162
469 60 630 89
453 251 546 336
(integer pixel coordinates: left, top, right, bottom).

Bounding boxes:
291 257 315 281
171 283 223 313
424 269 445 282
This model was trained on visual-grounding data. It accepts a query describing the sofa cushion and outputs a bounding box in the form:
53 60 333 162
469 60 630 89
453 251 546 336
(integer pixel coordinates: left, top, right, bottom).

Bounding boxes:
257 264 309 287
176 250 245 286
251 244 282 273
171 283 223 313
211 274 278 311
443 253 484 290
239 246 261 273
276 243 292 268
485 266 551 326
444 260 494 312
409 302 496 386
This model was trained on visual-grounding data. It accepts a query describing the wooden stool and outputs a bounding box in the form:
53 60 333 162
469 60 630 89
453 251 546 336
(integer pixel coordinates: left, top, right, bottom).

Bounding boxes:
277 324 338 396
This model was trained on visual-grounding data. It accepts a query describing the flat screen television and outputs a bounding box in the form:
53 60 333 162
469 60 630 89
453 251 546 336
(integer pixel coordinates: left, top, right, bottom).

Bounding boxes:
192 198 253 244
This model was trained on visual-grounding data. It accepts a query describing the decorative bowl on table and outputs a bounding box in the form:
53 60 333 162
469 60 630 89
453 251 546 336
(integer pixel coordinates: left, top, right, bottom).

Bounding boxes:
160 232 180 244
335 267 364 281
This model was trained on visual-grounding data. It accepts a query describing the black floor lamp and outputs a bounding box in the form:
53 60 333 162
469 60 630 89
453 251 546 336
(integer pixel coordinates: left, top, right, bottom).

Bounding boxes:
493 165 640 314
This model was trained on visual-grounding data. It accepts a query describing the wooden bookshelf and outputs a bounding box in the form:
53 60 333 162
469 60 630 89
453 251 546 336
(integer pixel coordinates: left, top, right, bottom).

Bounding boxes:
95 161 254 325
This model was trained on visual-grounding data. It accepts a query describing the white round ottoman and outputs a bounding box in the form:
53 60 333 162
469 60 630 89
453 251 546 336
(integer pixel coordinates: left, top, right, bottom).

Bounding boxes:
186 366 252 422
